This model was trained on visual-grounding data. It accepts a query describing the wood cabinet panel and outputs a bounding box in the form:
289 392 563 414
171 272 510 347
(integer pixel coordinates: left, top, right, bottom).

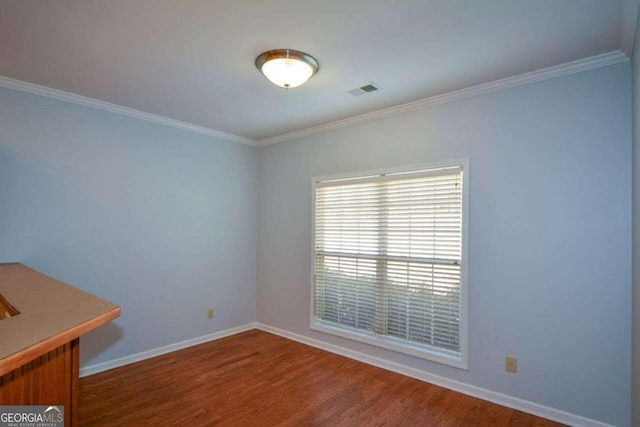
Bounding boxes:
1 339 79 426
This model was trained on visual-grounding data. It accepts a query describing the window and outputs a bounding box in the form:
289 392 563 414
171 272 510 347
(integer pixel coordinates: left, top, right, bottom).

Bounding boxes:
311 160 468 368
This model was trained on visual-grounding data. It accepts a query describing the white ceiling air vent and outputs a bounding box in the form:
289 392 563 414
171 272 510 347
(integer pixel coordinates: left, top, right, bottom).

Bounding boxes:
348 83 380 96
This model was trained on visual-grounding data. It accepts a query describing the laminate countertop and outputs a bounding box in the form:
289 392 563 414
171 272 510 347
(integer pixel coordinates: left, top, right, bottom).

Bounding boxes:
0 263 120 376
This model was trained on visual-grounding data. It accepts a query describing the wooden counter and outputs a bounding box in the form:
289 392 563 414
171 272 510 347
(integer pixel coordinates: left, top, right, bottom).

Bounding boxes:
0 263 121 425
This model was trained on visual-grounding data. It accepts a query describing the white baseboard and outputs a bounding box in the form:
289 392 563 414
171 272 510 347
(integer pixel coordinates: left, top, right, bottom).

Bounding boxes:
80 322 257 377
255 323 614 427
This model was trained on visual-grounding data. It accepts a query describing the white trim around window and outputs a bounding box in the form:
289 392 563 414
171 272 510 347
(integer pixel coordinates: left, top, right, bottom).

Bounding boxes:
310 158 469 369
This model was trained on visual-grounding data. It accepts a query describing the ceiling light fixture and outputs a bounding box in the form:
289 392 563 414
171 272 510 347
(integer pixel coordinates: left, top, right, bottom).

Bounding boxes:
255 49 319 89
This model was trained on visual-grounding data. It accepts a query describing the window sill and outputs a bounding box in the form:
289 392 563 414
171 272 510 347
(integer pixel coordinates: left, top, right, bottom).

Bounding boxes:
311 320 467 370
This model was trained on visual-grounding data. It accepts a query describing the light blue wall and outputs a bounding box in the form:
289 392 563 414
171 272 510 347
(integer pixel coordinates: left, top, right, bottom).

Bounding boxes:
0 88 258 367
632 21 640 427
0 60 631 425
257 64 631 426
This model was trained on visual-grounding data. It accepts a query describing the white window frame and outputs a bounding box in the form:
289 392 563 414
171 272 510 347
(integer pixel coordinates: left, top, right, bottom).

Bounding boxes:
310 158 469 369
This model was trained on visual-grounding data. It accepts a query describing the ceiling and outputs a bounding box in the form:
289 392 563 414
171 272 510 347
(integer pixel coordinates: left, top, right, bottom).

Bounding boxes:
0 1 634 144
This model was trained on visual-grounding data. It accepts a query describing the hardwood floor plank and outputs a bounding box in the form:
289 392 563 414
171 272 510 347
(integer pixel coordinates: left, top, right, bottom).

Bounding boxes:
80 330 565 426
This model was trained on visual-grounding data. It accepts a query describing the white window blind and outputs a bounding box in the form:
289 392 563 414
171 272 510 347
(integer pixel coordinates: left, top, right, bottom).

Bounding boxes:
313 164 465 364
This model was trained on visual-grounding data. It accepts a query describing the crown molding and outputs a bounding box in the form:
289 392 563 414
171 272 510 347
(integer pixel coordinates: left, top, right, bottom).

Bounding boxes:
256 50 629 147
0 76 257 146
622 0 640 57
0 50 628 148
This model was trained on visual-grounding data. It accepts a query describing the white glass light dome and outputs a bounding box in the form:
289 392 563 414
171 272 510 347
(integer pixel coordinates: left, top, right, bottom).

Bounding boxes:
256 49 319 89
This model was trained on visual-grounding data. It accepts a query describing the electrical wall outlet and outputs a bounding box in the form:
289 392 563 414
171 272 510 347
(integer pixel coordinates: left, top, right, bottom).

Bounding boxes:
505 356 518 373
207 308 214 319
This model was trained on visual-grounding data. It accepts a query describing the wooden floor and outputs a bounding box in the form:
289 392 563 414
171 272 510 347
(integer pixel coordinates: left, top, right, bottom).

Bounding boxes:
80 330 563 426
